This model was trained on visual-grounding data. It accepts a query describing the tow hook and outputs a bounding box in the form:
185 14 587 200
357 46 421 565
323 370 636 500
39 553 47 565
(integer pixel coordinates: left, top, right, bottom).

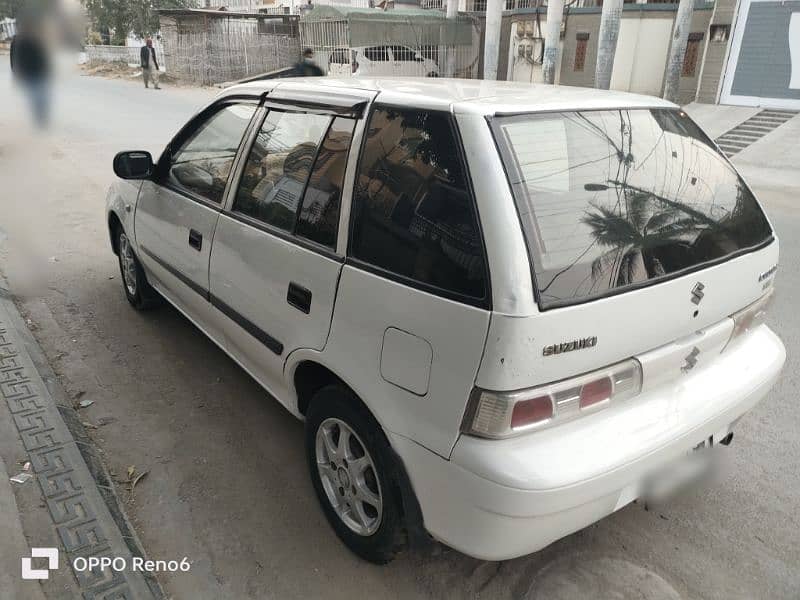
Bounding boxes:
719 432 734 446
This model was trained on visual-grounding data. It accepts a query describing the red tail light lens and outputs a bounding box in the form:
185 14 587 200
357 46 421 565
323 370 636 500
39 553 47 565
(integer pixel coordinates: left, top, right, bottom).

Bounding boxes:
510 395 553 429
462 359 642 439
579 376 612 409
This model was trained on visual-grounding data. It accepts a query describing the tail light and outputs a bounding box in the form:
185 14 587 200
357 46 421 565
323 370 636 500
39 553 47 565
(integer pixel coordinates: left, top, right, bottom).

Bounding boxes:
462 359 642 439
723 288 773 352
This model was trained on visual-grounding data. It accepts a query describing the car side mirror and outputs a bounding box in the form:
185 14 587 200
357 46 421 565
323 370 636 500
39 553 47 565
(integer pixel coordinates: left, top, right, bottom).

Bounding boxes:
414 54 424 62
113 151 154 180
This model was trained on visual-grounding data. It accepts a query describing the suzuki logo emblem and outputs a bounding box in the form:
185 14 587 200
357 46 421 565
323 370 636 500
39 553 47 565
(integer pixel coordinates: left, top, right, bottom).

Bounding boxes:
691 282 705 305
681 347 701 373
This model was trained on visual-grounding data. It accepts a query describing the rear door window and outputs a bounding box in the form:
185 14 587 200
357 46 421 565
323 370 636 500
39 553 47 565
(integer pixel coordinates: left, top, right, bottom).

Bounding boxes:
296 117 356 248
363 46 389 62
492 108 773 309
350 107 487 302
233 110 332 231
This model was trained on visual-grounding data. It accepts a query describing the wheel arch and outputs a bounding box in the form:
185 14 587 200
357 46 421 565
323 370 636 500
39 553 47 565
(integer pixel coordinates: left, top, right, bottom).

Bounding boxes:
289 353 429 549
108 210 123 255
289 356 368 419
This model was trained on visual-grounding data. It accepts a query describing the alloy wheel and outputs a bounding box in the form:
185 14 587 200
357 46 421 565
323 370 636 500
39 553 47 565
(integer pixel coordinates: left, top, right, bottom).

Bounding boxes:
315 418 383 536
119 233 137 297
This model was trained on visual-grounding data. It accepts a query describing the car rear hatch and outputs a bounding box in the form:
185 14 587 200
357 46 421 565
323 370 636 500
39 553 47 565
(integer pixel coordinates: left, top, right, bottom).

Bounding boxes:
465 107 778 438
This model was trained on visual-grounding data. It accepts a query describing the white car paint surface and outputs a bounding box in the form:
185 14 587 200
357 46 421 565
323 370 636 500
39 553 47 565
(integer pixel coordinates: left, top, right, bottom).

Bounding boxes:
107 77 785 562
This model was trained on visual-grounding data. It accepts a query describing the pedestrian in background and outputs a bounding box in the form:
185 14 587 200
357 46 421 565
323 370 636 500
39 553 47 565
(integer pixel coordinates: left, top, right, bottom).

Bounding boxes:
140 38 161 89
9 14 52 128
294 48 323 77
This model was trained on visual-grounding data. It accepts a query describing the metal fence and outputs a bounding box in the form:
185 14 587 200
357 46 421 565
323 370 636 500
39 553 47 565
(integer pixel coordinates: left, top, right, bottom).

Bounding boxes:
84 44 166 67
299 9 482 79
0 17 15 42
160 12 300 85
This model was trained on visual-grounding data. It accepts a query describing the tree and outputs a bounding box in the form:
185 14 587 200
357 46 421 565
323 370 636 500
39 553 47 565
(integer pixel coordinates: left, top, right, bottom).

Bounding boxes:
83 0 196 44
0 0 25 19
84 0 131 44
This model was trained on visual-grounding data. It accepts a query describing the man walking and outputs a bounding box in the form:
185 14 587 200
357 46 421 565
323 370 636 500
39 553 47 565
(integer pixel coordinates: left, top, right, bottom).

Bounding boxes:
294 48 323 77
9 14 52 128
140 38 161 89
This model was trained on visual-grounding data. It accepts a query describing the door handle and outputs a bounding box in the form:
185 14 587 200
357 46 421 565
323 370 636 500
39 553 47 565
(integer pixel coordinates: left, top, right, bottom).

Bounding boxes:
188 229 202 251
287 282 312 314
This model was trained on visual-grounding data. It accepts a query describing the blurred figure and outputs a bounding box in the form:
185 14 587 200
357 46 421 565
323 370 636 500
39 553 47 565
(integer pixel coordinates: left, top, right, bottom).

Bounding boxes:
294 48 323 77
9 14 52 128
140 38 161 89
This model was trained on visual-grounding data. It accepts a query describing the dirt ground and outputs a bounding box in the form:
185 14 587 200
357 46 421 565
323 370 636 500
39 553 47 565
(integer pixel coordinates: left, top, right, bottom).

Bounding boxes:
81 61 181 85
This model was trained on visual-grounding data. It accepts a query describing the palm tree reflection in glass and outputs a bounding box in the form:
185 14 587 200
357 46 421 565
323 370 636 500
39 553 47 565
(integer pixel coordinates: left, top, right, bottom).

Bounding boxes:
581 182 727 289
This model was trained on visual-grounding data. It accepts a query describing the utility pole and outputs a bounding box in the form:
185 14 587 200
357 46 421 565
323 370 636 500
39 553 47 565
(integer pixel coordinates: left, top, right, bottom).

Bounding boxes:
447 0 458 18
594 0 623 89
663 0 693 103
483 0 503 80
542 0 564 84
445 0 458 77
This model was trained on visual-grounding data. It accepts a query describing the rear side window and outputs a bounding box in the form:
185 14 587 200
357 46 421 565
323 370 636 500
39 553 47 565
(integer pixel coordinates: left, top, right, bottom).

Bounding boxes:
166 104 256 204
350 107 487 301
492 108 773 308
234 110 331 231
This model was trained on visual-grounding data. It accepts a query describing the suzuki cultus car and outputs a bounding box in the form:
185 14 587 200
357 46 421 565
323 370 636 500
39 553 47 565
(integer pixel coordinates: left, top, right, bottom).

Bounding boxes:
106 78 785 563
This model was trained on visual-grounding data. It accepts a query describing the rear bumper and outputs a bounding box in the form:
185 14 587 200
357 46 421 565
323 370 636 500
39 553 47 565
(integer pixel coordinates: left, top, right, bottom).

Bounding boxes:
391 325 785 561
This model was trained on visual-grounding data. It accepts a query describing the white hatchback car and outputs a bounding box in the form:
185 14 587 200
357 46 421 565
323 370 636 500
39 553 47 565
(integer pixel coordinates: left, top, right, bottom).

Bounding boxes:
106 78 785 564
349 45 439 78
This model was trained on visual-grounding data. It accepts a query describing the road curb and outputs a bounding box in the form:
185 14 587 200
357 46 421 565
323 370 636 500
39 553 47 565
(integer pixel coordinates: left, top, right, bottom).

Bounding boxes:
0 278 161 600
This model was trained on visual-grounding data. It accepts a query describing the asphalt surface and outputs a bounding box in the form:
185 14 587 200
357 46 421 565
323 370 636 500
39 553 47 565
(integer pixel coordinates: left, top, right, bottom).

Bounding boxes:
0 61 798 599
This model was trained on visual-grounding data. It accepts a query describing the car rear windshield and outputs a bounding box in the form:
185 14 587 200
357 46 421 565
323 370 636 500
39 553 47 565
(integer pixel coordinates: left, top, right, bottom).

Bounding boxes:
492 108 773 309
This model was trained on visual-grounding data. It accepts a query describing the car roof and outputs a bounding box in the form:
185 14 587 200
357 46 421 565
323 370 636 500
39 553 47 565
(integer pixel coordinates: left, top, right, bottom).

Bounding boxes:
221 77 678 116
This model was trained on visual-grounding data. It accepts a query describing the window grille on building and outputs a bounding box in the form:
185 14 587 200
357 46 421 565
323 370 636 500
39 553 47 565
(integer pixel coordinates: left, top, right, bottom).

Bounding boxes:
682 32 704 77
574 32 589 72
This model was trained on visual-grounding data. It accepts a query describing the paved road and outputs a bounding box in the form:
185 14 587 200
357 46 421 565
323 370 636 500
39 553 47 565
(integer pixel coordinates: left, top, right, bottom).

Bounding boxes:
1 62 798 599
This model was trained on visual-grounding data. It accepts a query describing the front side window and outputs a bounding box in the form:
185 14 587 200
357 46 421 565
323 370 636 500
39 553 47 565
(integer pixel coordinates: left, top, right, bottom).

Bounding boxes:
492 108 773 308
234 110 331 231
166 104 256 204
350 107 487 301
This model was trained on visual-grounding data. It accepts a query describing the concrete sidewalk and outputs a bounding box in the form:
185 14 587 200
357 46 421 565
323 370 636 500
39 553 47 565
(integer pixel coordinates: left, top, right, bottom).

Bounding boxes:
684 102 800 192
0 277 159 599
0 455 46 600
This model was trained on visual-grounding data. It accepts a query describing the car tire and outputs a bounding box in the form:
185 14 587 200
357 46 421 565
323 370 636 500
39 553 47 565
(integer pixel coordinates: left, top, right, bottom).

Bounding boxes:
116 228 161 310
426 72 439 78
305 385 407 564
